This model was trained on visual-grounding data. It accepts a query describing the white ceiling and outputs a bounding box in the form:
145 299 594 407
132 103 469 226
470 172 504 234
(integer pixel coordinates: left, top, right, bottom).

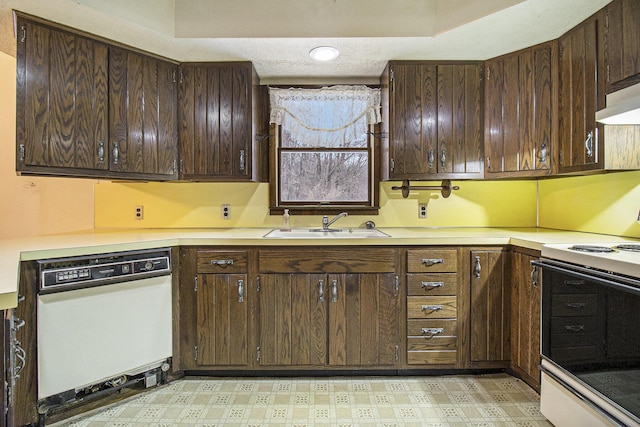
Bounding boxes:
4 0 612 84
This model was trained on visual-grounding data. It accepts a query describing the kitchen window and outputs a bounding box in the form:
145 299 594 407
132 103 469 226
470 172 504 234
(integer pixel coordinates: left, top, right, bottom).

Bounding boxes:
269 86 381 214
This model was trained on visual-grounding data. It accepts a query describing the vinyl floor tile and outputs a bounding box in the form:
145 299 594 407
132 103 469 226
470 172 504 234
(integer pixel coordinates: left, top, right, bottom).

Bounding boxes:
51 373 551 426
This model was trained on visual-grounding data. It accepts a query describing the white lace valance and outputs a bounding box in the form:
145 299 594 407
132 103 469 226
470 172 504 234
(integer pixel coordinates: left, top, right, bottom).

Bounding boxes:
269 85 382 148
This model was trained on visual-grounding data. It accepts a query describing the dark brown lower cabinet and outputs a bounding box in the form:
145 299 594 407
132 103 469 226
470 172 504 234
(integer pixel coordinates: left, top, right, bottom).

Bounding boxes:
510 248 542 391
258 272 399 368
469 248 511 365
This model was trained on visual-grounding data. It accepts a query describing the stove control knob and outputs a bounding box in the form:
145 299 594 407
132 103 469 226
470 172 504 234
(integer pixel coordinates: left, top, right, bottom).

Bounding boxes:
145 261 154 271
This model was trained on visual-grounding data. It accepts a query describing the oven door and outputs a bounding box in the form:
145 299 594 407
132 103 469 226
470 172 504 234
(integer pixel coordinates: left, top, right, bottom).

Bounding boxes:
538 260 640 426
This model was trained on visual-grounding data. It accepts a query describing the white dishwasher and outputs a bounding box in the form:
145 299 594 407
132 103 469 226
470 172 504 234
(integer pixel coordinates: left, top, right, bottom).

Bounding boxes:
36 248 173 408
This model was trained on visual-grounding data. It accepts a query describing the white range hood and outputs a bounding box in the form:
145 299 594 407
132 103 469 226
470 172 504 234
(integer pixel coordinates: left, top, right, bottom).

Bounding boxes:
596 82 640 124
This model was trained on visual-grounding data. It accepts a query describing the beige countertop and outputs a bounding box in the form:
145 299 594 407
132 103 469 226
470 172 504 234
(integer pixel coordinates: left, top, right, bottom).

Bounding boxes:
1 227 637 309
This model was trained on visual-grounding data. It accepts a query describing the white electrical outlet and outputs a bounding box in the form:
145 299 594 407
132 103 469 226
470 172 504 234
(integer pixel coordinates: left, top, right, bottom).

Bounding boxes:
418 203 427 219
222 204 231 220
135 205 144 220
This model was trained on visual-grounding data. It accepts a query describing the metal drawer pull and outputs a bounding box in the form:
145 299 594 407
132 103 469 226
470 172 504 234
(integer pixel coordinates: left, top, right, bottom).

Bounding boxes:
565 302 586 309
564 280 585 287
237 279 244 303
421 258 444 266
421 305 443 312
331 279 338 303
112 142 119 165
421 327 444 337
564 325 585 332
210 259 234 266
421 281 444 290
318 279 324 302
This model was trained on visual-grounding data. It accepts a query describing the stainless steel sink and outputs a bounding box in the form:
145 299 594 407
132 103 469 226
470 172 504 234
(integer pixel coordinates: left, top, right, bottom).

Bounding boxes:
263 228 390 238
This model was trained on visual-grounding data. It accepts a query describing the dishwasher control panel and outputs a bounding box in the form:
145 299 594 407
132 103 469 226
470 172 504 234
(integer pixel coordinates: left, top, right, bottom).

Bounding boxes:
38 248 171 293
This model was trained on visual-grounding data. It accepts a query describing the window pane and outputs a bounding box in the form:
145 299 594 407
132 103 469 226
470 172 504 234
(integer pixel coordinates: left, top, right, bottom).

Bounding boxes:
280 152 369 202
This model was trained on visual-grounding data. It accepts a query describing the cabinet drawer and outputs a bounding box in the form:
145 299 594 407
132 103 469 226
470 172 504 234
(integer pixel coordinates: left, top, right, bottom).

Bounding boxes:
259 248 396 273
197 250 248 273
551 273 597 294
551 294 598 316
407 296 456 319
407 249 457 273
408 336 457 351
407 350 456 365
550 316 599 335
407 274 457 296
407 319 457 337
549 346 598 363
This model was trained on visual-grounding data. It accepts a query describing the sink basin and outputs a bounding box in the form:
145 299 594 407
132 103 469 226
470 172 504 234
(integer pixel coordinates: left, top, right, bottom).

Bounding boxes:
263 228 390 239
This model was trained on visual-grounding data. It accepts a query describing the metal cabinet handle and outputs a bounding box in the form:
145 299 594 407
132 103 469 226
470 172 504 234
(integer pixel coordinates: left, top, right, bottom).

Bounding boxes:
428 149 435 170
421 327 444 337
318 279 324 302
421 258 444 266
564 280 585 287
440 148 446 169
97 141 105 164
473 256 481 278
239 149 246 172
564 325 585 332
421 305 443 312
539 140 547 164
112 142 120 165
585 131 593 158
210 259 234 266
14 340 26 380
566 302 586 309
421 281 444 290
12 318 25 332
531 266 539 288
331 279 338 303
237 279 244 303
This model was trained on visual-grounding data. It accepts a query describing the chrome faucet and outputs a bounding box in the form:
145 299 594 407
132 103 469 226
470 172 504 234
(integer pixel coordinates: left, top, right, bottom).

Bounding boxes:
322 212 348 231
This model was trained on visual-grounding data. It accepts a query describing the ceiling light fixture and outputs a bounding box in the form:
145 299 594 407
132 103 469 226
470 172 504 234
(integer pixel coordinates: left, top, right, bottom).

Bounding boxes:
309 46 340 61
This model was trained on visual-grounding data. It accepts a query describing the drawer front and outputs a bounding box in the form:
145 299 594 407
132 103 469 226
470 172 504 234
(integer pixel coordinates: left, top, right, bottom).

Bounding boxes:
550 273 597 294
550 316 599 335
407 274 457 296
549 346 598 363
407 296 457 319
408 336 457 351
197 250 248 273
407 350 457 365
407 249 457 273
551 294 598 316
407 319 457 337
259 248 396 273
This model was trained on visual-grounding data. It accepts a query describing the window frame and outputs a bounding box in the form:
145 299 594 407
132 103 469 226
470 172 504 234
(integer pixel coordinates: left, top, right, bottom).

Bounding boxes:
268 97 381 215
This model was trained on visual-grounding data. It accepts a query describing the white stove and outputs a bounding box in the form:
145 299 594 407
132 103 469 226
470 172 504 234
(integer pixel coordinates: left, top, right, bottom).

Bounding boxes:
541 242 640 278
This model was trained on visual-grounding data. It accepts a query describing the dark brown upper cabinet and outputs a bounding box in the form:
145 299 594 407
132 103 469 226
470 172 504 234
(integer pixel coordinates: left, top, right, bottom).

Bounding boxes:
484 42 556 178
603 0 640 92
16 15 179 180
16 17 109 175
557 11 606 173
178 62 267 181
381 62 484 181
109 47 178 178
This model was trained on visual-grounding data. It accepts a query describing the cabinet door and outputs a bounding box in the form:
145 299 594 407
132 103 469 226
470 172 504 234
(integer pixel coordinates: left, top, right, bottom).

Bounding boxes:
328 273 398 367
16 19 109 172
485 43 553 177
197 273 249 366
558 14 604 172
178 63 253 180
469 249 510 362
437 64 483 176
259 274 327 366
109 47 178 178
510 250 541 390
604 0 640 90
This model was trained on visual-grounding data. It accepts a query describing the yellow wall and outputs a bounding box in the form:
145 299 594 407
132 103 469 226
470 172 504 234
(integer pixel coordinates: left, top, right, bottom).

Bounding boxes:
538 170 640 239
0 43 95 238
94 180 538 229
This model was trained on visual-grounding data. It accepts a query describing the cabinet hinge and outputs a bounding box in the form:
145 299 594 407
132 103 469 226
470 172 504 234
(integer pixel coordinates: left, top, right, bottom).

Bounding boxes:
605 11 609 29
607 64 611 83
20 25 26 43
485 67 491 80
257 276 261 292
394 275 399 294
19 144 25 162
394 345 399 360
389 68 394 83
179 159 184 173
390 158 395 172
194 345 198 361
173 159 178 173
179 70 184 83
194 276 198 292
256 347 261 361
559 149 564 164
